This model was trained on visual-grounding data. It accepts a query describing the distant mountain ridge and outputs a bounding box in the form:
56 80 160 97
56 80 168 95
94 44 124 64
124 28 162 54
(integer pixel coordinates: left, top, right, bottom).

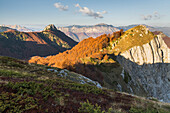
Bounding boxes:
0 24 77 59
0 26 17 32
0 24 33 32
57 23 170 42
57 23 120 42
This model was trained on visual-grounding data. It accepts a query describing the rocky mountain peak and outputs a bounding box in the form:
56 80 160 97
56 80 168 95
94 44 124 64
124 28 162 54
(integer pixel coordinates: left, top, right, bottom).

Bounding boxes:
112 25 153 55
44 24 57 31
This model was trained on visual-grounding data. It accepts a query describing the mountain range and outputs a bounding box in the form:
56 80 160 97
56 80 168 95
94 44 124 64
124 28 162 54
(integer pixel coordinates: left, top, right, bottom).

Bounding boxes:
57 23 120 42
29 25 170 103
57 23 170 42
0 24 77 59
1 23 170 43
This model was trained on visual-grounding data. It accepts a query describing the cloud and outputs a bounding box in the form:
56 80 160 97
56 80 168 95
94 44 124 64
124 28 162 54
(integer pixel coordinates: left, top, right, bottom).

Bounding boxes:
153 11 160 19
142 11 161 20
142 15 152 20
54 2 68 11
75 4 107 19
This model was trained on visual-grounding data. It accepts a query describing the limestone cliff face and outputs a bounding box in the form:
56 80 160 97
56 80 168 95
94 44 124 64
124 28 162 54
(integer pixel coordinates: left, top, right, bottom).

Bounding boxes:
116 33 170 102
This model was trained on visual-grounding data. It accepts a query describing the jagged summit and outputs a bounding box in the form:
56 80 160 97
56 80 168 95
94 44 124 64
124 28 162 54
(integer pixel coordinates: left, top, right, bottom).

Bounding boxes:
43 24 57 31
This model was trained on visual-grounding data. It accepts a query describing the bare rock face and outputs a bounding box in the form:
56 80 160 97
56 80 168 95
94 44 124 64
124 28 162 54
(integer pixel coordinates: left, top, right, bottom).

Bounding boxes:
116 32 170 102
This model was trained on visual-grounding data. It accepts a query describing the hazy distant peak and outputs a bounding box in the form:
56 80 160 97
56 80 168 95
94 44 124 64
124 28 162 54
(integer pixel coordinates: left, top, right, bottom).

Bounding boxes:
0 26 17 32
0 24 33 32
13 24 22 29
44 24 57 31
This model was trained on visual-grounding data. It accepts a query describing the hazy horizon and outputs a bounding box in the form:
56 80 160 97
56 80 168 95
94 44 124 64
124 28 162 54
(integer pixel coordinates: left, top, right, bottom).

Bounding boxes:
1 23 170 32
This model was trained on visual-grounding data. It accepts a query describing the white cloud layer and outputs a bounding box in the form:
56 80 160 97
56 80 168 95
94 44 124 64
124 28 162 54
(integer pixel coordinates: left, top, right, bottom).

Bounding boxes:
142 11 160 20
54 2 68 11
75 4 107 19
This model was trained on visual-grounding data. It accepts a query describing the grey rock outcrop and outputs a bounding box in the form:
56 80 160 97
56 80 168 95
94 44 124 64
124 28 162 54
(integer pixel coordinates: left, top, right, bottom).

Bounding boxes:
116 34 170 102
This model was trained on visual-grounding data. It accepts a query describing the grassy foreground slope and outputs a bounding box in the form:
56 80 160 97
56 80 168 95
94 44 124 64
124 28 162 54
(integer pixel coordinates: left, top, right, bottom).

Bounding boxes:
0 56 170 113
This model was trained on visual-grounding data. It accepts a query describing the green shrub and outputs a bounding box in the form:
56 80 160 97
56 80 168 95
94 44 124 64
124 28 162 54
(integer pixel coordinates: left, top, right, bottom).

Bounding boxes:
63 82 105 95
0 69 35 78
5 81 56 101
0 92 38 113
0 69 22 77
124 71 131 84
78 100 112 113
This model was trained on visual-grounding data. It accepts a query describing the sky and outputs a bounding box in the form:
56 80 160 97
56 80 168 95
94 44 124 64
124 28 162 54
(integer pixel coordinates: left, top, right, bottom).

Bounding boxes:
0 0 170 27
